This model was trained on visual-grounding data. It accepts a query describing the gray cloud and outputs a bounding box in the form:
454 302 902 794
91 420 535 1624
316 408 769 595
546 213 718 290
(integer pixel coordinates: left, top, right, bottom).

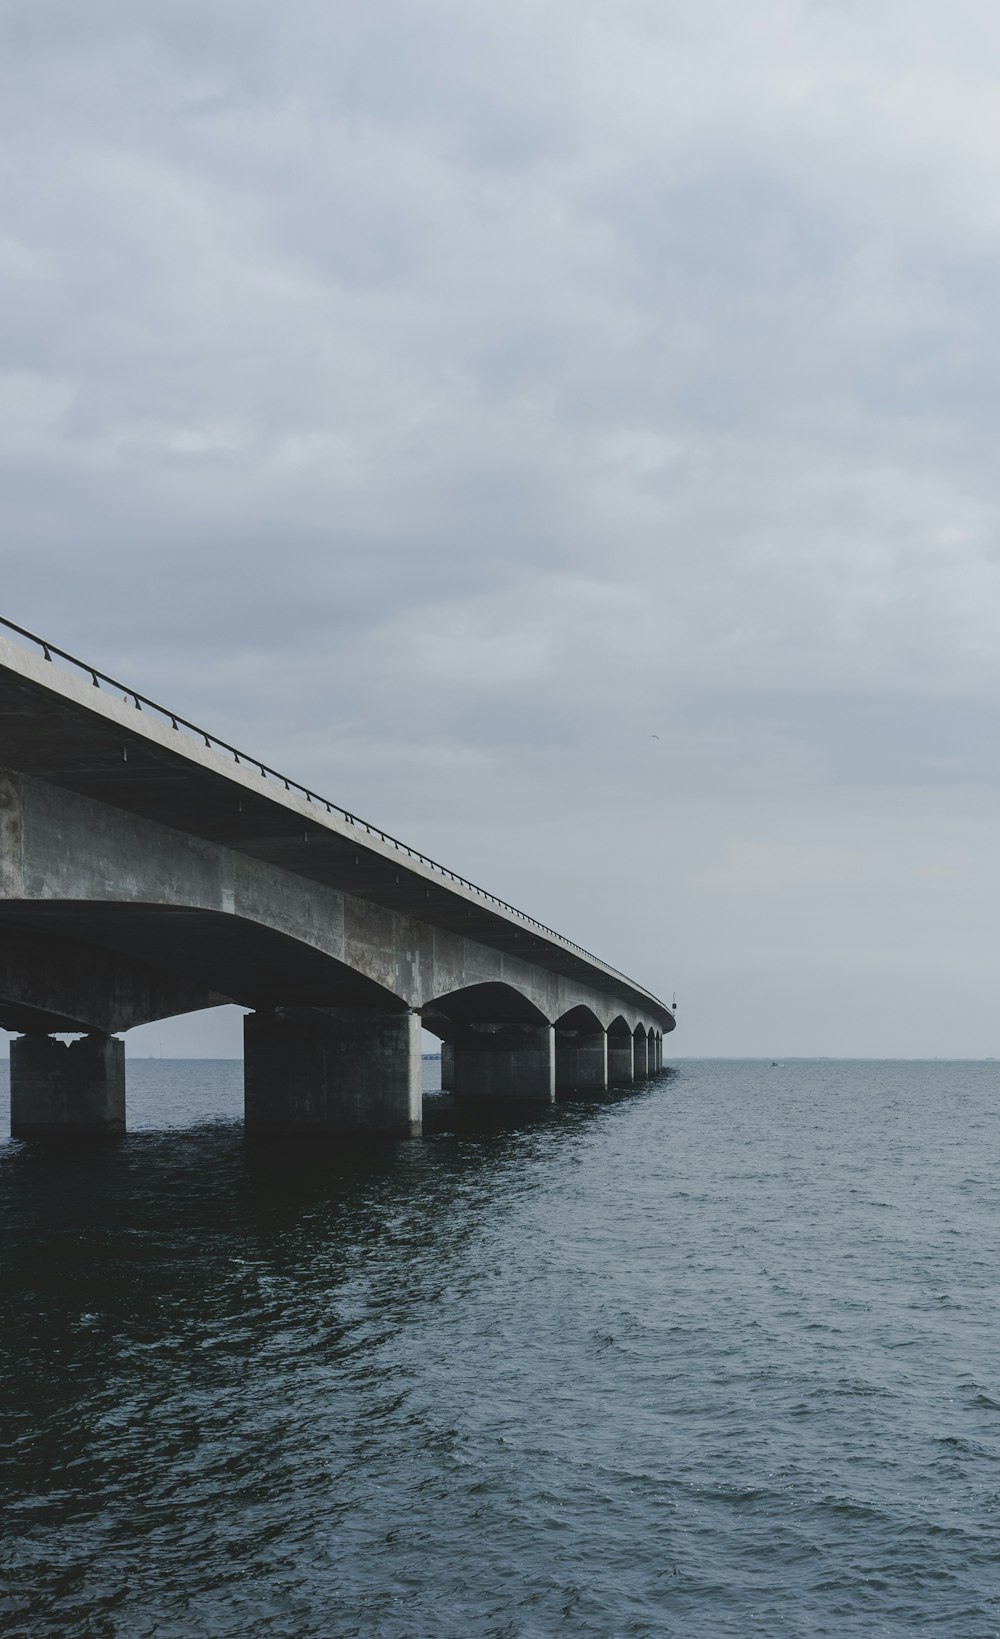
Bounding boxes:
3 0 1000 1054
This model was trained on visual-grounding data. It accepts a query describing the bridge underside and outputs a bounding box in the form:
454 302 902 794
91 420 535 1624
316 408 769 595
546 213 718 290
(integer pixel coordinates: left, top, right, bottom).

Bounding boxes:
0 903 405 1033
2 913 667 1137
0 754 672 1141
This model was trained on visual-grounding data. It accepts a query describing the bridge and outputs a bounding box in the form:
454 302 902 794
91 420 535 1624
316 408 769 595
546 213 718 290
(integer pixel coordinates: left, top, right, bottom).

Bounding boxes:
0 618 675 1139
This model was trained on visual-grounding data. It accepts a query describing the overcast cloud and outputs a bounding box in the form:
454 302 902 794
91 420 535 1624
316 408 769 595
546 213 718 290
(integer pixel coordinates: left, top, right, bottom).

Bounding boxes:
3 0 1000 1056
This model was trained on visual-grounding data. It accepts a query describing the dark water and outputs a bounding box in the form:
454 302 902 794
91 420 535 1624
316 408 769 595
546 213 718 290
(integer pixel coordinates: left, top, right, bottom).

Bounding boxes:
2 1058 1000 1638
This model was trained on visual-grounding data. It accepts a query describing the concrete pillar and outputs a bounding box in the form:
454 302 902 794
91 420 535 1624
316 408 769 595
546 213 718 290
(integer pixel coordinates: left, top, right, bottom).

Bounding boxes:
633 1033 649 1079
10 1033 125 1139
453 1023 555 1104
440 1040 455 1092
607 1033 634 1086
555 1028 608 1094
244 1008 422 1137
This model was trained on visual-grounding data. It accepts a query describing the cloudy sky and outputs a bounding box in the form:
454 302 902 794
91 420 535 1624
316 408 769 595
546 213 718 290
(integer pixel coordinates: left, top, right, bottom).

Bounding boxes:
3 0 1000 1056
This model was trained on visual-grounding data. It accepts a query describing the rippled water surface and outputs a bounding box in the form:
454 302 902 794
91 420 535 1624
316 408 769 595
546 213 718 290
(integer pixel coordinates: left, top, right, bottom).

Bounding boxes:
3 1057 1000 1637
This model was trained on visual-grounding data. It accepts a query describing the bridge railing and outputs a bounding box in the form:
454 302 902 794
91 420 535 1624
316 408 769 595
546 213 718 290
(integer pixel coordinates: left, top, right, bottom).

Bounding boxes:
0 615 661 1005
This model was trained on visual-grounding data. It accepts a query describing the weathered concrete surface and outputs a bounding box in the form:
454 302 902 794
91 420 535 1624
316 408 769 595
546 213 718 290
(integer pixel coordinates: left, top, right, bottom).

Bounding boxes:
244 1009 421 1136
452 1024 555 1104
10 1033 124 1138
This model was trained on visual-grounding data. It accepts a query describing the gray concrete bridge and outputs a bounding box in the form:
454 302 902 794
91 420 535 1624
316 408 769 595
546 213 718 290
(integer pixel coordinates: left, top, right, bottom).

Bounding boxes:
0 621 674 1139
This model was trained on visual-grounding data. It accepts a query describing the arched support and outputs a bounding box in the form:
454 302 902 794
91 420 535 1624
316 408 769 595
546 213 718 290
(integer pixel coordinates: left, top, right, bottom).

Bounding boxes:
422 983 555 1106
244 1007 422 1137
555 1007 607 1094
607 1018 634 1086
633 1028 649 1080
10 1032 125 1140
0 921 231 1038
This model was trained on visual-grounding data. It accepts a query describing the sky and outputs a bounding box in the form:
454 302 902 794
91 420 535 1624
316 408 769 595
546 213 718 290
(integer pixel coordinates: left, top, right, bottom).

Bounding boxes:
2 0 1000 1057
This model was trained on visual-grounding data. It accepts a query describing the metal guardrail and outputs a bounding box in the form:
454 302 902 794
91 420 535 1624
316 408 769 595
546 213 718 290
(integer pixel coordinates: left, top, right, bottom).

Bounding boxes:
0 614 663 1005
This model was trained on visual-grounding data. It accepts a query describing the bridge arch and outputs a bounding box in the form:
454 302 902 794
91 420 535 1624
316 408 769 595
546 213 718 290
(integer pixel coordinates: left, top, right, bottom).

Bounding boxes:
421 981 553 1104
607 1015 635 1086
554 1004 607 1095
0 900 410 1034
554 1003 604 1032
420 980 549 1037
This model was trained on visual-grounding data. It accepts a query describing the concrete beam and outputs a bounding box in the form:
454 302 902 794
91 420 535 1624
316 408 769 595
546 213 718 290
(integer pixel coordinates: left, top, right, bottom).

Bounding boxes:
633 1033 649 1080
243 1008 422 1137
10 1033 125 1139
452 1023 555 1104
0 768 674 1039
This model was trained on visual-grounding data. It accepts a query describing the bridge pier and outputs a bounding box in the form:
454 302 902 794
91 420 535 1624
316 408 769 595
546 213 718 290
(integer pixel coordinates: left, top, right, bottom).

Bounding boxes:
10 1032 125 1139
633 1032 649 1080
243 1008 422 1137
452 1023 555 1104
440 1040 454 1092
608 1032 634 1086
555 1027 608 1094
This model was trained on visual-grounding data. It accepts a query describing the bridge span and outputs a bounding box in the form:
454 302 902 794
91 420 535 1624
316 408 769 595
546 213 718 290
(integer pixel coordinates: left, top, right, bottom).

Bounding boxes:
0 619 674 1139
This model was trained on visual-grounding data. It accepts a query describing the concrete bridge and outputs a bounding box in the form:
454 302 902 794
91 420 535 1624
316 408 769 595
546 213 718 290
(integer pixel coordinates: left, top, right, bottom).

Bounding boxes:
0 620 675 1139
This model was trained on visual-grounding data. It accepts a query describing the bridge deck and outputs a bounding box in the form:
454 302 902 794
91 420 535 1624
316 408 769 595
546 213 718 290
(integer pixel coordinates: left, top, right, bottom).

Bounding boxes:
0 627 671 1025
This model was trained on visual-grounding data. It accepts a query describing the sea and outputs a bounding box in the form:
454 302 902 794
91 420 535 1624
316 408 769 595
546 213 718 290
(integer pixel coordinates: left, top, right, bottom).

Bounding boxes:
2 1057 999 1638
